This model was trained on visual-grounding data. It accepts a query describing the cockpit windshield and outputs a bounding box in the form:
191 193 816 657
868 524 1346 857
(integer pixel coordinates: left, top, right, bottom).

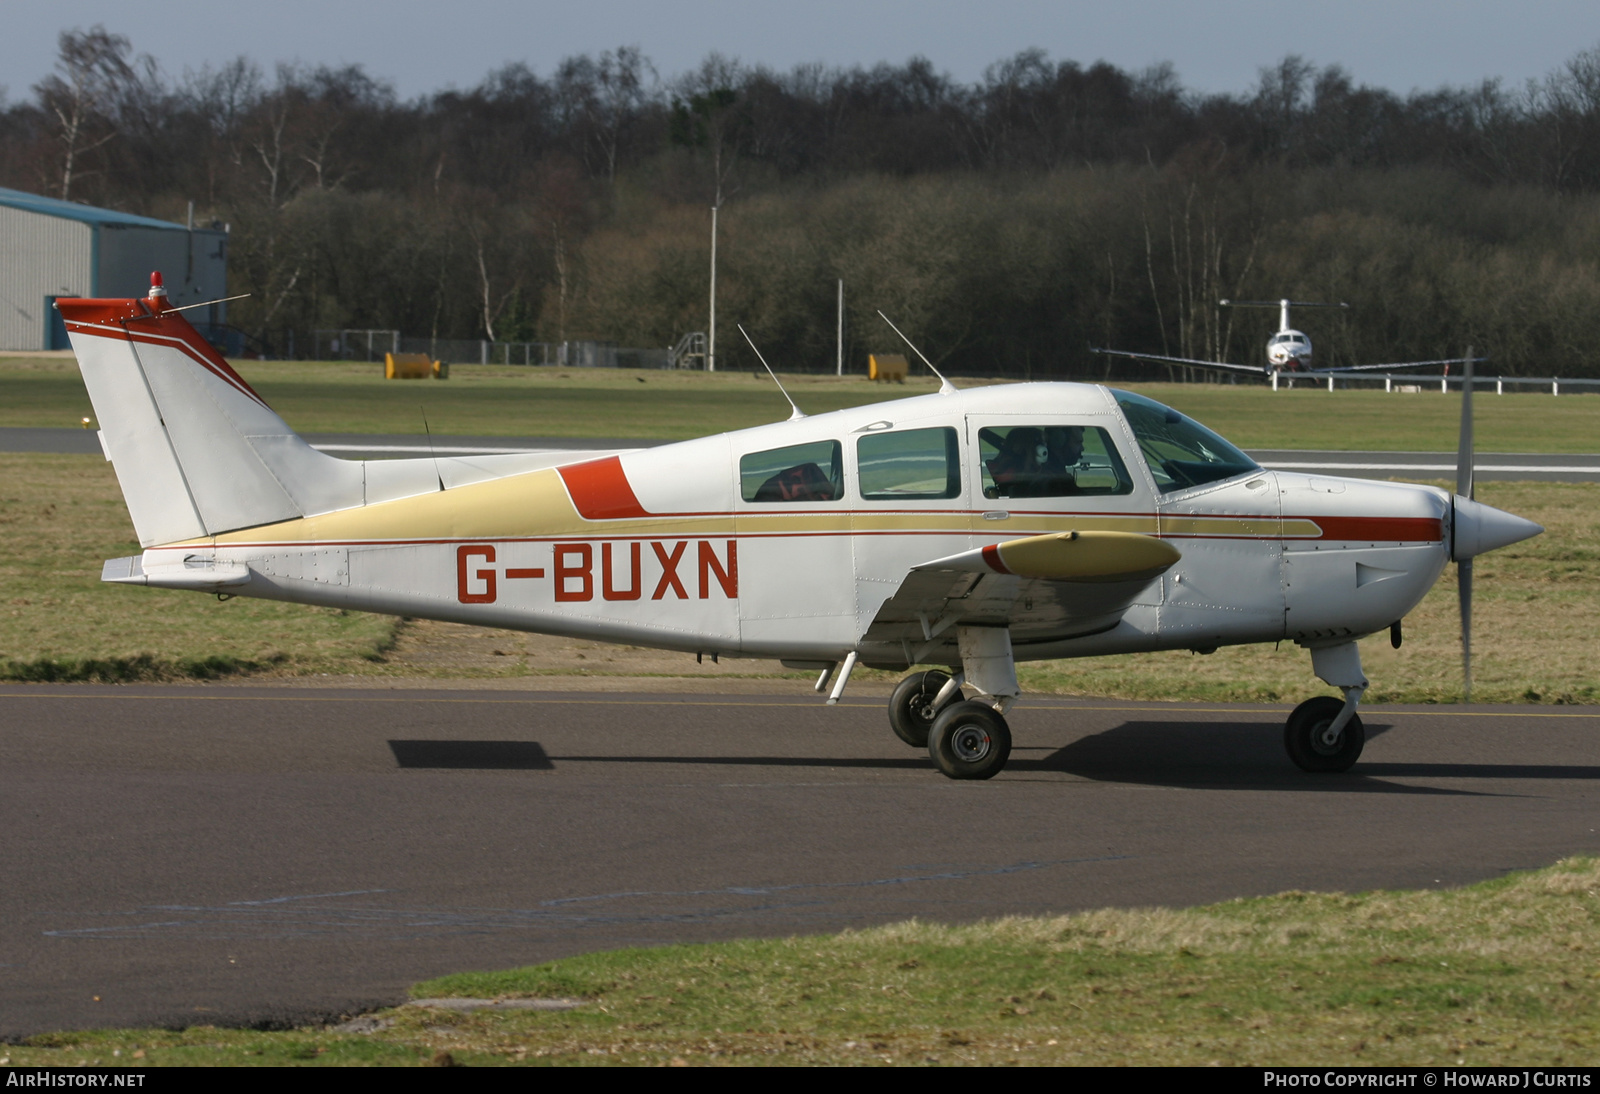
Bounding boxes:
1111 389 1260 493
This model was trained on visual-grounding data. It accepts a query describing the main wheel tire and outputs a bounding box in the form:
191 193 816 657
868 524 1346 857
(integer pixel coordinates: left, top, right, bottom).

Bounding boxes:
1284 695 1365 773
889 670 955 748
928 700 1012 780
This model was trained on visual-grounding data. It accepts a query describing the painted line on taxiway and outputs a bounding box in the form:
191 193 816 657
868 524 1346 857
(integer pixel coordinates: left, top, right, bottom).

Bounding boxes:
0 691 1595 718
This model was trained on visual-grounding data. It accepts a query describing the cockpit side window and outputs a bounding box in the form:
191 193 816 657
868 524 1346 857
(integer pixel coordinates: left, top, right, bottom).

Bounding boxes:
740 440 843 503
976 425 1133 499
856 427 960 500
1110 390 1259 493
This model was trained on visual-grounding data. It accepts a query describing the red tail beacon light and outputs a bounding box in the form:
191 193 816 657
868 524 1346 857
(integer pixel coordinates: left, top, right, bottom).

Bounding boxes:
147 271 169 311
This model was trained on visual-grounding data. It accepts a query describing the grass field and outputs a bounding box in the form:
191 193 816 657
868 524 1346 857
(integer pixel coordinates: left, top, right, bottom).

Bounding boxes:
0 453 399 680
6 858 1598 1066
3 354 1598 450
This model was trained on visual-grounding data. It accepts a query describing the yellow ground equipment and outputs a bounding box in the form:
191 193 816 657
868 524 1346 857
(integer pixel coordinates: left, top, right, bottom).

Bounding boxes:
385 352 448 380
868 353 908 382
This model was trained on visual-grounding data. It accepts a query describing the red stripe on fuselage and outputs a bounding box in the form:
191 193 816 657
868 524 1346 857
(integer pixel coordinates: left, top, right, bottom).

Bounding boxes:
1294 515 1443 542
558 456 651 519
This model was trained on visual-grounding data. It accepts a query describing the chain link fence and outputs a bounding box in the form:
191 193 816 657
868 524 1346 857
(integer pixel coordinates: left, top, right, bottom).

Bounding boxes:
277 331 674 369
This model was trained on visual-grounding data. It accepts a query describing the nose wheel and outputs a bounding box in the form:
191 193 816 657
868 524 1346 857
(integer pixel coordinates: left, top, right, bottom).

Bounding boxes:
1284 695 1365 773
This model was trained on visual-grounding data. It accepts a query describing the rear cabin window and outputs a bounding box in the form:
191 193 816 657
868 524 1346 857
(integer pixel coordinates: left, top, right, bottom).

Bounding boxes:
857 427 961 500
740 440 843 503
977 425 1134 499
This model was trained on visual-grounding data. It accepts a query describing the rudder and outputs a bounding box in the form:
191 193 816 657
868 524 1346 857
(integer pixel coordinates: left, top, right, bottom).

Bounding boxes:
59 274 363 546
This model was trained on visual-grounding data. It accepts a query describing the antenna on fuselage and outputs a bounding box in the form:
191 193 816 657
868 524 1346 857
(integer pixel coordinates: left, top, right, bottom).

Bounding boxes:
1220 298 1348 332
420 407 445 491
876 311 957 395
737 324 805 421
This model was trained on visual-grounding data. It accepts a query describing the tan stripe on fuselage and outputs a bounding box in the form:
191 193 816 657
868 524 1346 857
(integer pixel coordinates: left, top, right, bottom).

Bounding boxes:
179 468 1169 547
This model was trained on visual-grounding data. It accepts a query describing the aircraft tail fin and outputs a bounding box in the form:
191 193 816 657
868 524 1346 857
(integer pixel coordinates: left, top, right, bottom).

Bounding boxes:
59 274 364 547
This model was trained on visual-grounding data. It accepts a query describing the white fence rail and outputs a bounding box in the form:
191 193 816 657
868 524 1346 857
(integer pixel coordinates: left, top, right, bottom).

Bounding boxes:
1303 370 1600 395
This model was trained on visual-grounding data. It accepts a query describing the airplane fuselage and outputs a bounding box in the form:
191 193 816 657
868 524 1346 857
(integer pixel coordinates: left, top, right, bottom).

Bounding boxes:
119 382 1452 670
1267 329 1313 371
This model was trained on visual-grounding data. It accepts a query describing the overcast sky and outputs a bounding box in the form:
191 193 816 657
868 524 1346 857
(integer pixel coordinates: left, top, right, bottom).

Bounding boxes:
3 0 1597 102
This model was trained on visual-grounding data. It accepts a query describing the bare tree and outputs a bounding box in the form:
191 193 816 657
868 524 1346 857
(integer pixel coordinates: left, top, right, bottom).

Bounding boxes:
672 53 747 207
596 47 657 184
34 26 139 199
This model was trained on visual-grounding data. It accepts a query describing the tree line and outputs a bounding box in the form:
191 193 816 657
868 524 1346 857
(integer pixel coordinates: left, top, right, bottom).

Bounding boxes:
5 27 1600 376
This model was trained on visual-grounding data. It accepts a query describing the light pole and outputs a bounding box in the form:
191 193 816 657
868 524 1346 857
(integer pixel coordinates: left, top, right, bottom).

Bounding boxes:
707 204 718 372
836 278 844 376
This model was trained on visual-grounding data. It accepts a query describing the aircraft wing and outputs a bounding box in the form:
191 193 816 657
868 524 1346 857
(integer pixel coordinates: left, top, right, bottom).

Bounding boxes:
1307 357 1487 374
857 531 1179 667
1089 347 1266 376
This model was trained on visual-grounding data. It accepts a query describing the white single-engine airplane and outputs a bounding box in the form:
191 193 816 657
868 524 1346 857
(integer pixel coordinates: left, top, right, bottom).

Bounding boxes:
1093 298 1480 380
59 275 1542 780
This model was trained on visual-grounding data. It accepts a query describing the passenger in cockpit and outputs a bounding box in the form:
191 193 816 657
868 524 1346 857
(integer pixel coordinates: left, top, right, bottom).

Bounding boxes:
754 462 837 502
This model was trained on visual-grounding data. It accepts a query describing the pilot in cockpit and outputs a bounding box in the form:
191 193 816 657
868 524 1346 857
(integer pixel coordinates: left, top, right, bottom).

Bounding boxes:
985 425 1084 497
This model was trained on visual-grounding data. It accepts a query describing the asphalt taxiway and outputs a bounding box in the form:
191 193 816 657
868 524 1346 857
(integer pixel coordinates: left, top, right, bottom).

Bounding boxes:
4 684 1598 1040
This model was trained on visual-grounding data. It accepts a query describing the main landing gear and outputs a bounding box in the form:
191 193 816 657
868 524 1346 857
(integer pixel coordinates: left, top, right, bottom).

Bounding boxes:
887 626 1018 780
888 670 953 747
1284 641 1369 773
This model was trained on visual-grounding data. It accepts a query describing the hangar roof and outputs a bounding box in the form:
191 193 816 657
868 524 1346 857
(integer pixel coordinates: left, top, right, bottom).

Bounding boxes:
0 186 188 231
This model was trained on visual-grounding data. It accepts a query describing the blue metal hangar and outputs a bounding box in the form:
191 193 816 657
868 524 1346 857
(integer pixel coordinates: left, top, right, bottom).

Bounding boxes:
0 186 228 351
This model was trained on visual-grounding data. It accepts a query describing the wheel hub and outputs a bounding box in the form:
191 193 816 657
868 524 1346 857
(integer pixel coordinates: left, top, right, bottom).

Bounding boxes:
1313 721 1344 753
952 727 991 762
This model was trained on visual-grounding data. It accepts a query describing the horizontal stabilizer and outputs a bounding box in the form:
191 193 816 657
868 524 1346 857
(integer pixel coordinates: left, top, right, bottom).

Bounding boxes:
102 554 251 589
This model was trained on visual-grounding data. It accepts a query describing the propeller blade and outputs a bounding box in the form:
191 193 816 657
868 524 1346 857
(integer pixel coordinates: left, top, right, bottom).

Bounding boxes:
1459 558 1473 703
1456 345 1474 501
1456 344 1474 702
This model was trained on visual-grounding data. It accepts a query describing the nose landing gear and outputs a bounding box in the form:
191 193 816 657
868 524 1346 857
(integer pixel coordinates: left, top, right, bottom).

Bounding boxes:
1284 695 1365 772
1286 640 1369 773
